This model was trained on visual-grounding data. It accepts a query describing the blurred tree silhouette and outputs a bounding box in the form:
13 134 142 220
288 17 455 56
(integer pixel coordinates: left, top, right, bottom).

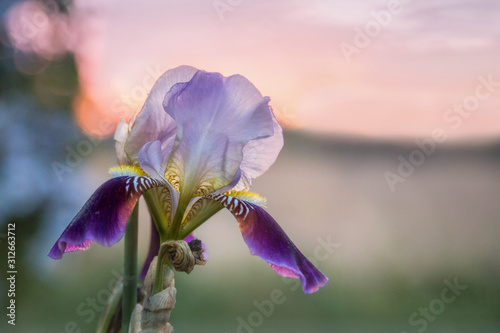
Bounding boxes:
0 0 82 316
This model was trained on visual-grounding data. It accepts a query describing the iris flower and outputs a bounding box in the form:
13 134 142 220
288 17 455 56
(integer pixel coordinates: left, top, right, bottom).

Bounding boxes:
48 66 328 294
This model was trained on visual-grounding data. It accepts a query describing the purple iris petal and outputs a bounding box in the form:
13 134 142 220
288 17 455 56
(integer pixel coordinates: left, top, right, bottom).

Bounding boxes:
184 233 209 261
236 112 284 190
124 66 198 166
207 194 328 294
183 233 196 242
48 176 162 259
163 70 275 196
138 140 166 181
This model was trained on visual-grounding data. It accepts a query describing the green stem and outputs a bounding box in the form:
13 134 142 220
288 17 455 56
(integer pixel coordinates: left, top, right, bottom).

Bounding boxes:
151 242 172 295
122 204 139 333
170 197 188 239
96 283 123 333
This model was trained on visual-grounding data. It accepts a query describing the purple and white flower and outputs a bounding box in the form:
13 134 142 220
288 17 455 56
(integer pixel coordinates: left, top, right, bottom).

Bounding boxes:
48 66 328 294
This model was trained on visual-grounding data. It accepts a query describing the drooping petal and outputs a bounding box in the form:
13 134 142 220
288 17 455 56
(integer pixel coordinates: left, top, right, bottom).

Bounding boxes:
206 193 329 294
48 176 163 259
123 65 199 166
235 111 284 191
163 70 275 200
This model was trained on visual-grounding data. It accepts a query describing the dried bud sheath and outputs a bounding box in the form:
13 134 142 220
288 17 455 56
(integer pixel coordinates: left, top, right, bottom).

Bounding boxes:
129 240 206 332
128 257 176 333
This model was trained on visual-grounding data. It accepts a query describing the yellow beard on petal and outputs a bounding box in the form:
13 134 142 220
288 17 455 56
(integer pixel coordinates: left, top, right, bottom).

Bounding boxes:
109 165 148 177
225 190 267 207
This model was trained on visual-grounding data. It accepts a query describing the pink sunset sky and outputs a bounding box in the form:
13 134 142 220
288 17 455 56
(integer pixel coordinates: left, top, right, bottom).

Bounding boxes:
6 0 500 141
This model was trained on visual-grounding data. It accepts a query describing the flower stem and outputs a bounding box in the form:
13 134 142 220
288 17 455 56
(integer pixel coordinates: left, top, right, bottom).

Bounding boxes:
96 282 123 333
170 198 188 239
122 204 139 333
152 242 172 295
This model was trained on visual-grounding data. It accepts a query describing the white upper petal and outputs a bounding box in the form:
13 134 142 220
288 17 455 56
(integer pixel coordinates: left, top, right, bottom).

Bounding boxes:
163 71 275 199
235 110 283 191
122 65 199 167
